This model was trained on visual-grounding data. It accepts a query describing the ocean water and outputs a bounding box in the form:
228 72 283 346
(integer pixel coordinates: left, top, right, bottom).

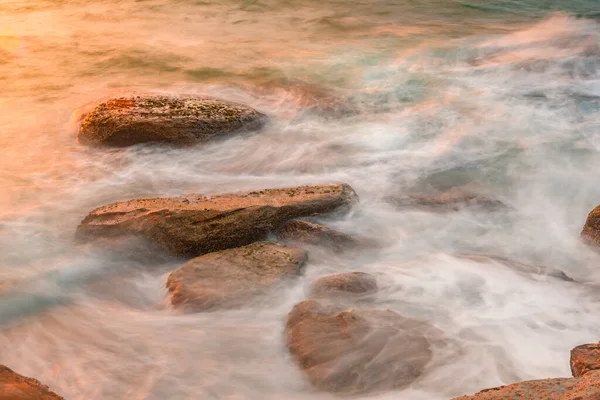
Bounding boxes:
1 0 600 398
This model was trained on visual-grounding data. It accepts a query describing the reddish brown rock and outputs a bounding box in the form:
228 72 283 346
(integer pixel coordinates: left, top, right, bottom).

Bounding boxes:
386 187 507 212
582 206 600 248
452 370 600 400
277 220 361 251
310 272 378 299
166 241 307 312
285 299 436 395
455 252 573 281
571 343 600 377
0 365 64 400
75 183 358 257
78 95 266 147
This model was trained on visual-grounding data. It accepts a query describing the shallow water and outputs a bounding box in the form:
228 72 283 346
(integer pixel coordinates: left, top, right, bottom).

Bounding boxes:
2 0 600 399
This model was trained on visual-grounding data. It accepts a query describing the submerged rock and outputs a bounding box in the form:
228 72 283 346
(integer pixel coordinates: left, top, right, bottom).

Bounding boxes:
571 343 600 377
75 183 358 257
0 365 65 399
166 241 306 312
385 187 507 212
455 252 573 281
310 272 378 300
453 370 600 400
78 95 266 147
277 220 361 251
581 206 600 248
285 299 436 395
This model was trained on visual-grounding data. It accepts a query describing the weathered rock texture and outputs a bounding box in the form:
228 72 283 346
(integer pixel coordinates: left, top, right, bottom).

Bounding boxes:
285 300 435 395
581 206 600 248
277 220 360 251
571 343 600 378
166 241 306 312
76 183 358 257
386 187 507 212
310 272 378 299
455 252 573 281
78 95 266 146
0 365 64 400
452 370 600 400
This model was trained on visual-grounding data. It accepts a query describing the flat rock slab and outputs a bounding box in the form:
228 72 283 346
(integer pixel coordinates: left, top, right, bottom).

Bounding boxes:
571 343 600 377
285 299 436 395
0 365 65 399
455 252 573 281
277 220 361 251
385 187 507 212
310 272 378 299
166 241 306 312
453 370 600 400
75 183 358 257
581 206 600 248
78 95 266 147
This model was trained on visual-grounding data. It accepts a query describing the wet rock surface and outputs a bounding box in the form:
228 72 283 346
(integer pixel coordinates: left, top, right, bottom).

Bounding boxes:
0 365 65 400
455 252 573 281
452 370 600 400
75 183 358 257
581 205 600 248
166 241 307 312
571 343 600 378
276 220 361 251
285 299 436 395
310 272 378 300
78 95 266 147
385 187 507 212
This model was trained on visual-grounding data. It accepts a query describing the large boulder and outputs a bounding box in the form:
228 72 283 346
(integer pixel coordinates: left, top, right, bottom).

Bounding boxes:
385 187 507 212
75 183 358 257
285 299 436 395
166 241 306 312
452 370 600 400
310 272 378 300
78 95 266 147
581 206 600 247
0 365 64 399
571 343 600 377
276 220 361 252
455 252 573 281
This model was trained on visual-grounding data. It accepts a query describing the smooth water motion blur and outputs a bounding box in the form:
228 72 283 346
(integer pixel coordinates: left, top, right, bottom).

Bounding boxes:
1 0 600 399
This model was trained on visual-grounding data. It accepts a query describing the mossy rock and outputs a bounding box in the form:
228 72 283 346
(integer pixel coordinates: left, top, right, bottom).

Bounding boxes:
75 183 358 257
581 205 600 248
166 241 307 312
78 95 267 147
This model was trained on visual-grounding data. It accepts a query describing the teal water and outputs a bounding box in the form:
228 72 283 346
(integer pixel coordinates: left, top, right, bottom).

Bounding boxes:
0 1 600 399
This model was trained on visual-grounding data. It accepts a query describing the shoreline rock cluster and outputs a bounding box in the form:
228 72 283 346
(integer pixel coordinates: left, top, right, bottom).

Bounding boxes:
7 94 600 398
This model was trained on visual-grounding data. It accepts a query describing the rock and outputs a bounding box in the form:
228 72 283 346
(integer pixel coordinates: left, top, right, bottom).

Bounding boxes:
277 220 361 251
78 95 266 147
166 241 306 312
571 343 600 377
581 206 600 248
452 370 600 400
310 272 378 299
455 252 573 281
285 299 435 395
75 183 358 257
385 187 507 212
0 364 65 399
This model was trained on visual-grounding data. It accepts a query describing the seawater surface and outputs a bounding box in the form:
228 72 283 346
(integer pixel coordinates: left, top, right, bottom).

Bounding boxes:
1 0 600 399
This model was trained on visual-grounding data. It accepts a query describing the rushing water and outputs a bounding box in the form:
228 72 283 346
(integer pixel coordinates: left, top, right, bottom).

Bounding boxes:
2 0 600 398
